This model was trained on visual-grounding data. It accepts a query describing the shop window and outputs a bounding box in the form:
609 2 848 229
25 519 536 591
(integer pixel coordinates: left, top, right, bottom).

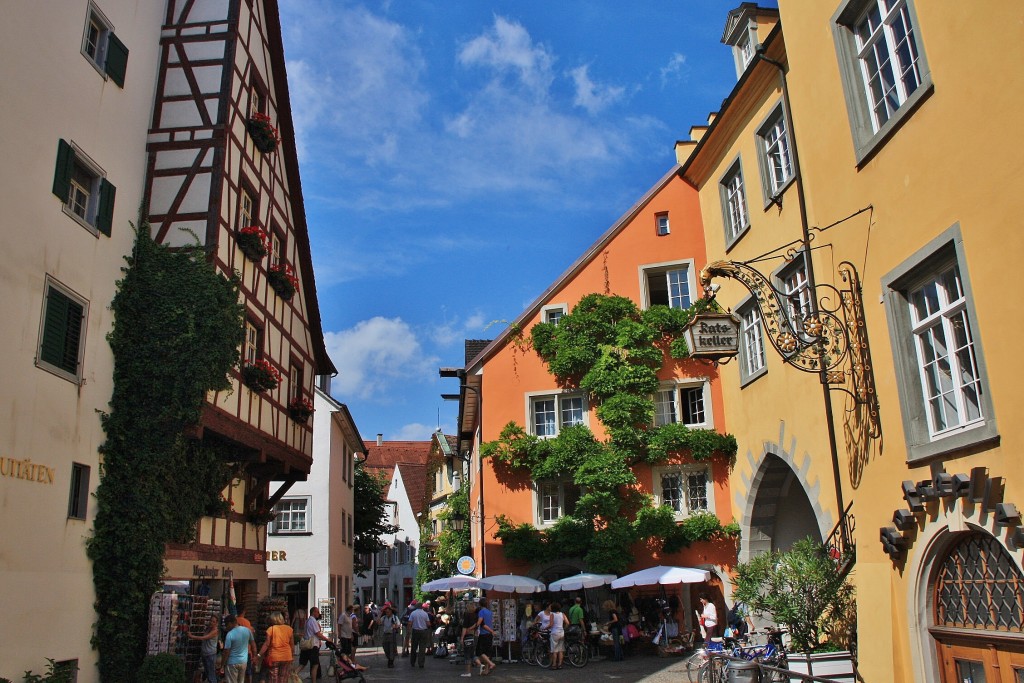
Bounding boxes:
831 0 932 164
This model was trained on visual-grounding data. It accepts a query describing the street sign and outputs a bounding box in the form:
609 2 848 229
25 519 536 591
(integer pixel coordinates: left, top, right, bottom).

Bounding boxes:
456 555 476 575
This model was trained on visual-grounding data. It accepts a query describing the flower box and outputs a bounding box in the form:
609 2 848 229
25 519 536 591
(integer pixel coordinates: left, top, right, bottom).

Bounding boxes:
237 225 269 262
288 396 315 424
241 358 281 393
268 262 299 300
246 113 280 153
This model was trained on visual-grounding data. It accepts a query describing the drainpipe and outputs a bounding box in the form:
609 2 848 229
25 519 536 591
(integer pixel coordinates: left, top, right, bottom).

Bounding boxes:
755 46 847 522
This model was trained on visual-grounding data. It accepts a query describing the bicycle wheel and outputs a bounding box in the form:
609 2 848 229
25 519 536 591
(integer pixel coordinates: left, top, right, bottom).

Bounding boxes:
761 653 788 683
685 649 709 683
537 645 551 669
566 642 588 667
697 657 727 683
521 639 537 665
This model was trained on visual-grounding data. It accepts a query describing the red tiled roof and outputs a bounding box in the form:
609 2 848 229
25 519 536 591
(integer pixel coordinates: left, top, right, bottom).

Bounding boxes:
364 441 435 517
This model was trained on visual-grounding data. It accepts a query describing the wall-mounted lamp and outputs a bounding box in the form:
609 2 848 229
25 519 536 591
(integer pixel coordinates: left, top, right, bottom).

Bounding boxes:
448 511 466 532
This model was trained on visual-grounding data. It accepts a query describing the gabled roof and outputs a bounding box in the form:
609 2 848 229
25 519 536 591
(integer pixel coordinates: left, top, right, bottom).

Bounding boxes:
465 164 682 372
364 440 434 517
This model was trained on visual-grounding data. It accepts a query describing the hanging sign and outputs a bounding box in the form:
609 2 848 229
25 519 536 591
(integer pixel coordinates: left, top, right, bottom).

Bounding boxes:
456 556 476 575
682 313 741 360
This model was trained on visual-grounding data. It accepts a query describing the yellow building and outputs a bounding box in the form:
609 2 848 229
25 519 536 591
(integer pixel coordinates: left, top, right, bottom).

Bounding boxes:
679 2 1024 680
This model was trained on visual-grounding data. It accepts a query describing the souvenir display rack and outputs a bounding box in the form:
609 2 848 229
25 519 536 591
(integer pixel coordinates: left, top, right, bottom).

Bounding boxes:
145 592 222 673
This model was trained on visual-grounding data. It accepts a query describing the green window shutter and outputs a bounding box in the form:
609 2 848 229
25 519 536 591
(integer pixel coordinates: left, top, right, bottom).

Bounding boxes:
41 288 84 375
97 178 116 236
105 33 128 88
52 139 74 201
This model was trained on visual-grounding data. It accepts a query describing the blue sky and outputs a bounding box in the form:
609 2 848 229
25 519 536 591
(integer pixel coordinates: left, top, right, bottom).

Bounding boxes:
278 1 770 443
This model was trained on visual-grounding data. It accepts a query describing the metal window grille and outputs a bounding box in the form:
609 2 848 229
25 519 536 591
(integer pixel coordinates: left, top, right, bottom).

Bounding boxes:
935 533 1024 631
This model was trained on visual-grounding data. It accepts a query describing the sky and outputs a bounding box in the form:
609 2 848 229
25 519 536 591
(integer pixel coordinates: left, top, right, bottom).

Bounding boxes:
277 1 771 444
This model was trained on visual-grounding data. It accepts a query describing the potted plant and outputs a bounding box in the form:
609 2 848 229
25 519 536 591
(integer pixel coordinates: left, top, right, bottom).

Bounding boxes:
732 537 857 682
240 358 281 393
236 225 269 262
288 395 314 424
268 262 299 300
246 112 280 153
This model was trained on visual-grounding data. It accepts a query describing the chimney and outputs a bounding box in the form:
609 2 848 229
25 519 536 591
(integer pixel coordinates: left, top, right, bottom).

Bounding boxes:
376 433 383 446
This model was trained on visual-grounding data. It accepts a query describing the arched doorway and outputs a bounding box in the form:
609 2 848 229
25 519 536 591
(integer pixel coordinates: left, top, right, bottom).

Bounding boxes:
745 453 822 559
931 531 1024 682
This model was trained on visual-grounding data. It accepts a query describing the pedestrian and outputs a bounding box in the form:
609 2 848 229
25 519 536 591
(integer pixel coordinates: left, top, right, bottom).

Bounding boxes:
567 596 587 644
699 595 719 640
188 613 220 683
603 600 623 662
408 600 433 668
401 600 416 656
475 598 497 675
362 604 377 647
257 611 294 683
350 604 362 660
378 602 401 667
460 602 480 677
534 602 553 631
548 602 566 670
291 608 307 645
300 606 328 683
337 604 354 659
235 606 257 683
220 614 255 683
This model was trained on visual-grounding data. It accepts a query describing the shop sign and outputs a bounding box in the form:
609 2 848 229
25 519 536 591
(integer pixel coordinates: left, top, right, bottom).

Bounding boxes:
1 457 56 485
375 568 389 576
268 551 288 561
682 313 741 360
192 564 235 579
456 555 476 575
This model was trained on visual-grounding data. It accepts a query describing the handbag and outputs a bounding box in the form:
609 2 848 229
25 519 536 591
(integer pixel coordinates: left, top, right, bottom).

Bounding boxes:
299 635 317 650
287 672 303 683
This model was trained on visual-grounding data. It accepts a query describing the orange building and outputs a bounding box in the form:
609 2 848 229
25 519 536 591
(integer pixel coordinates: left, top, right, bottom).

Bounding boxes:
444 167 737 629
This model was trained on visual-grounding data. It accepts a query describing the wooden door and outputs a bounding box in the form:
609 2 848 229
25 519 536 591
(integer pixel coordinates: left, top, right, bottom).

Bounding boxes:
939 640 1024 683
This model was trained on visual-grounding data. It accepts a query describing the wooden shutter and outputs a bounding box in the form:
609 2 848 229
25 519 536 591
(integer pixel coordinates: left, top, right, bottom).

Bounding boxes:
97 178 116 236
105 33 128 88
40 287 84 376
52 139 74 201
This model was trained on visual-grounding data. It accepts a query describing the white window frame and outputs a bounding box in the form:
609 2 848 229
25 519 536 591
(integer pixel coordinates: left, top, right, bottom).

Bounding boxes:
36 276 89 384
640 259 695 311
527 391 587 438
737 297 767 386
62 144 107 233
542 303 568 326
243 319 261 364
533 479 582 527
775 252 814 343
831 0 932 164
270 497 311 534
240 186 256 229
654 380 713 429
652 464 714 521
882 224 996 462
655 212 671 237
81 3 113 74
756 104 795 204
719 157 749 248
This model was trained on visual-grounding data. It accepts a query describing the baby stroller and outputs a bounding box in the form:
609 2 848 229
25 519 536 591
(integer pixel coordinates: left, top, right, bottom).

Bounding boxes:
324 640 367 683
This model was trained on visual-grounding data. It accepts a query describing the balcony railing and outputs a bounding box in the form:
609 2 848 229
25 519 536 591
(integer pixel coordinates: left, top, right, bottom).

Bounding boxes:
824 502 856 577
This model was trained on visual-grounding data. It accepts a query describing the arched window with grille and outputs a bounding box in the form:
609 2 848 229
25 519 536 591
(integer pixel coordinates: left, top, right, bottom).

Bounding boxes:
934 532 1024 632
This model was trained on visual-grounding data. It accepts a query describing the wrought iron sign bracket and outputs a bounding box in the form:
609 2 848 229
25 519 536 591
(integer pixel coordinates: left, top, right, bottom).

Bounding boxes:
699 258 881 440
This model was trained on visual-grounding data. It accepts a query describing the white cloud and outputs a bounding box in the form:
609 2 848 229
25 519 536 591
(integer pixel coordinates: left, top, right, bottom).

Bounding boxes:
325 317 439 401
428 310 488 347
391 423 439 441
660 53 689 89
457 16 555 94
569 64 626 115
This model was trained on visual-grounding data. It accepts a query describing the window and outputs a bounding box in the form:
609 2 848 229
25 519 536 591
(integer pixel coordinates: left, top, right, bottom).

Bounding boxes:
737 299 767 385
81 3 128 87
654 382 711 428
542 304 567 326
530 393 585 437
757 106 794 202
655 212 670 236
719 159 749 246
290 359 304 401
654 465 713 518
239 186 257 229
536 480 581 525
642 261 693 310
832 0 931 164
882 225 996 461
270 226 284 266
777 254 813 341
271 498 309 534
243 319 262 364
37 278 88 383
53 140 115 236
68 463 90 520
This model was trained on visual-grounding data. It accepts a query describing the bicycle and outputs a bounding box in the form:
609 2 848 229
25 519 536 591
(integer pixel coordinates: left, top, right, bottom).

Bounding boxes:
685 637 725 683
522 626 551 667
565 624 589 668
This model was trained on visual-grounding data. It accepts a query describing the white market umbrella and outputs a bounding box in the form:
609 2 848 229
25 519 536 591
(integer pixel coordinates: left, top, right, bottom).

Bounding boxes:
610 565 710 589
546 573 617 592
421 575 480 592
476 574 546 594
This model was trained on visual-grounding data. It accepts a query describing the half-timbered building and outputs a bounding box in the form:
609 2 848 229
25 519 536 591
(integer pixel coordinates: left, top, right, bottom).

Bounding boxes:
145 0 336 608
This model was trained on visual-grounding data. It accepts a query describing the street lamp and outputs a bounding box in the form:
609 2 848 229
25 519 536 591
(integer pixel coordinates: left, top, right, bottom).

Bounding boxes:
448 511 466 532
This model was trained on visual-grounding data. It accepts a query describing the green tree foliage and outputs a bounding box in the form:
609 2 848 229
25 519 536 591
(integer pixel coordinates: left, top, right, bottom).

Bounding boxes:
415 484 472 597
731 537 856 653
91 226 246 680
485 294 738 572
353 462 400 574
